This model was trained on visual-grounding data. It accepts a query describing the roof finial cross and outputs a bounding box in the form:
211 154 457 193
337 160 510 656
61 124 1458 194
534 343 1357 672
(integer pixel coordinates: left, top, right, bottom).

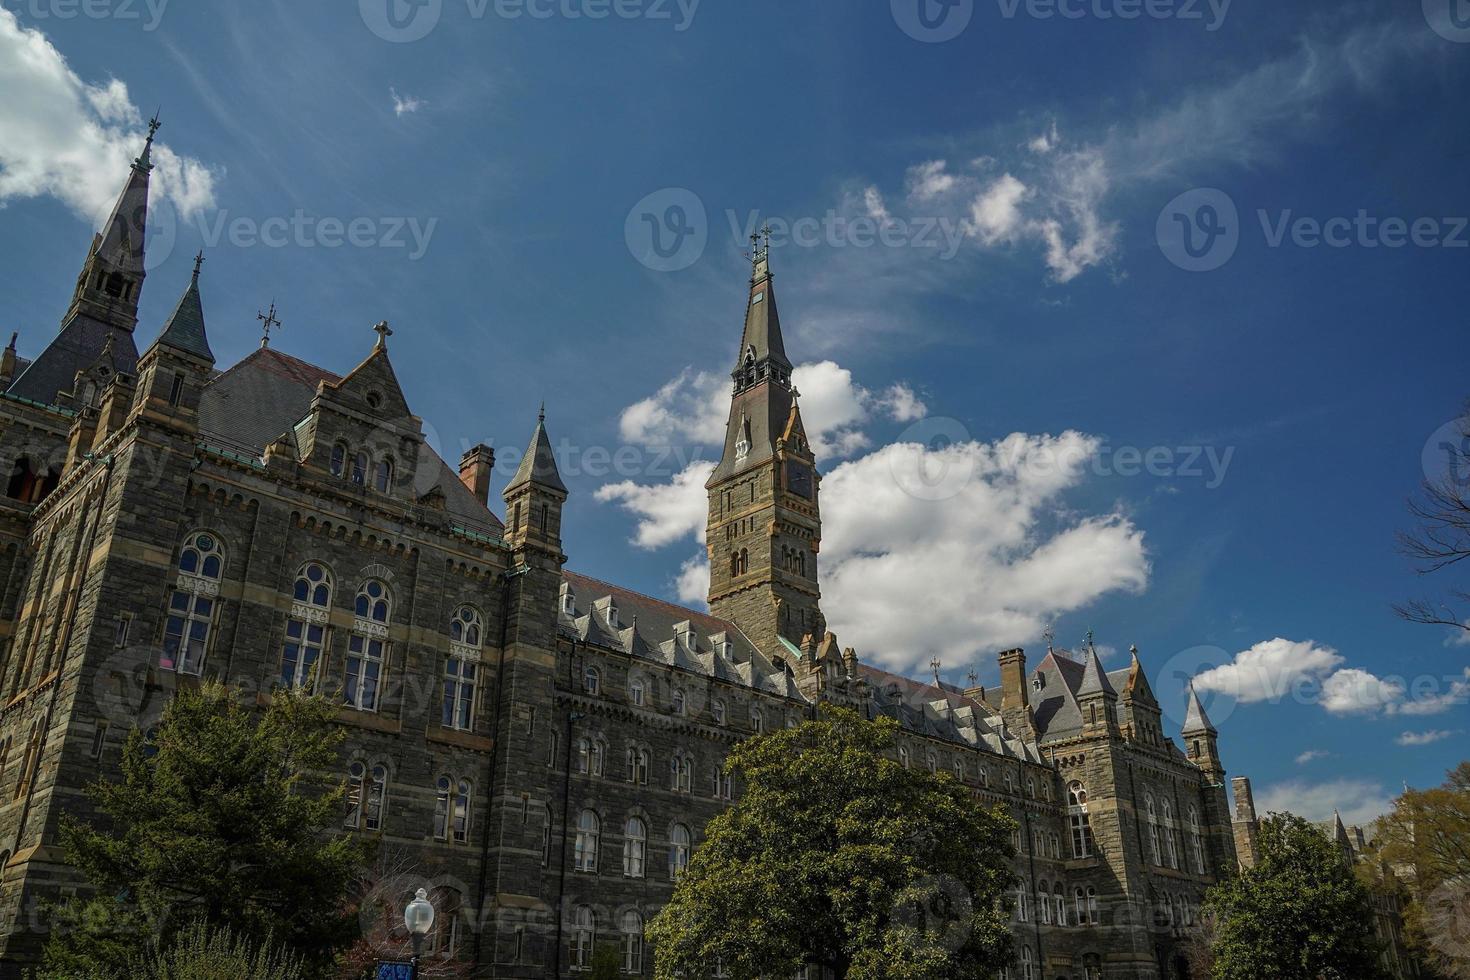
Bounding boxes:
373 319 392 350
1042 623 1055 653
538 401 546 424
967 668 979 688
257 301 281 349
930 657 943 687
191 250 205 284
135 110 161 171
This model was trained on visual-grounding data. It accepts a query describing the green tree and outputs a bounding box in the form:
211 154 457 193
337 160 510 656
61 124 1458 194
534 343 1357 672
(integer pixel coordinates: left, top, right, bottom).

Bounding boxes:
1375 762 1470 979
1204 812 1388 980
647 706 1016 980
139 919 306 980
43 683 367 978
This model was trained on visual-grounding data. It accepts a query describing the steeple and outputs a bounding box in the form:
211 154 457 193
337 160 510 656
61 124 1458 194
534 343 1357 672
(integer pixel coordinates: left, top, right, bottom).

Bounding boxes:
63 113 160 334
1182 683 1217 735
503 407 568 557
148 252 213 361
1077 634 1116 698
705 244 823 653
506 407 566 494
1076 632 1119 736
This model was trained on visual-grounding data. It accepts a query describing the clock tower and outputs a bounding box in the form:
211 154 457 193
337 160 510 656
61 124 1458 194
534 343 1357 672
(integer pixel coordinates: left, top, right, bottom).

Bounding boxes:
705 237 824 654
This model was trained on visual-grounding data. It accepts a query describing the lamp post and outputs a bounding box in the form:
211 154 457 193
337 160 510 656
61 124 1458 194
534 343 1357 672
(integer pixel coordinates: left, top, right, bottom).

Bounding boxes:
404 887 435 980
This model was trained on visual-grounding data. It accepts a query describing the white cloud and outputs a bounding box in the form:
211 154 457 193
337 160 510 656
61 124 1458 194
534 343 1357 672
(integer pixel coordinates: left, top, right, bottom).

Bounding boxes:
966 174 1031 245
906 160 957 201
1194 638 1344 705
862 186 890 223
1295 750 1330 766
1396 730 1461 747
390 87 426 116
617 368 728 447
1256 778 1394 829
674 552 710 606
876 383 927 423
1027 120 1060 155
1321 668 1406 716
1394 668 1470 717
594 461 715 550
0 9 218 223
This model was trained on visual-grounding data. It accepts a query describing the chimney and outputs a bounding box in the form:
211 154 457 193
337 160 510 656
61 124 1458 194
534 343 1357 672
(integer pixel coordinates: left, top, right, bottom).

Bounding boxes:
1232 776 1257 823
458 443 494 505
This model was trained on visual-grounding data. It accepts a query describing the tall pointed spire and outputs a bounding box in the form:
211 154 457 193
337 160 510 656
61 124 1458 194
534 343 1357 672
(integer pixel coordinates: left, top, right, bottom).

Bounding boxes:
148 253 214 362
1077 640 1116 698
1182 683 1217 735
507 406 566 494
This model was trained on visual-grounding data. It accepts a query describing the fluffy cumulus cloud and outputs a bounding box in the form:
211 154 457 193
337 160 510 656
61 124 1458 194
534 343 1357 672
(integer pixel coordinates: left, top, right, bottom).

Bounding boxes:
1294 750 1330 766
0 9 218 224
600 365 1151 672
1196 641 1470 717
1256 778 1395 829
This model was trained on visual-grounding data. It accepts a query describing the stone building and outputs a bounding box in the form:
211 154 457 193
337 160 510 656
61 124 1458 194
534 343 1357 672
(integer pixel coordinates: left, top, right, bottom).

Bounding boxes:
0 133 1246 978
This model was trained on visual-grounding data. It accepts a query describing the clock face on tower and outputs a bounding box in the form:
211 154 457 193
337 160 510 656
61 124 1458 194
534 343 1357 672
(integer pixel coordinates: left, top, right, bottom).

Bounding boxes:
785 459 813 499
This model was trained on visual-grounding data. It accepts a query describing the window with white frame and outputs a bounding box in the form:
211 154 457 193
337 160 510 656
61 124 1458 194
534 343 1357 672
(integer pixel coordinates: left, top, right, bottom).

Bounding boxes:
629 676 646 707
749 707 763 733
1021 946 1034 980
711 698 726 725
1037 881 1051 925
443 606 481 730
1146 794 1163 866
1053 884 1066 926
622 817 646 877
1189 806 1206 874
628 746 649 784
1017 883 1029 922
671 688 686 715
433 775 471 843
574 809 600 872
281 562 331 690
570 905 594 971
671 752 693 792
669 824 691 879
345 761 387 831
1162 798 1180 869
163 531 223 675
621 910 644 974
1069 781 1094 858
577 737 605 776
345 580 390 711
584 665 601 695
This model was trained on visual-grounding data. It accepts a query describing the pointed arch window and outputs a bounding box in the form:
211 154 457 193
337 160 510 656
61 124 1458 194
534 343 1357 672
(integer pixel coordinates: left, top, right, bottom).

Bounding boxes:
574 809 600 872
622 817 646 878
444 606 481 731
1069 781 1094 858
432 775 472 843
627 745 649 785
577 737 605 777
346 761 388 831
670 752 693 792
351 451 368 486
282 562 332 690
163 532 223 675
1020 947 1034 980
375 457 394 493
1146 794 1163 866
669 824 691 879
345 580 390 712
1189 806 1207 874
1162 798 1180 869
330 443 347 477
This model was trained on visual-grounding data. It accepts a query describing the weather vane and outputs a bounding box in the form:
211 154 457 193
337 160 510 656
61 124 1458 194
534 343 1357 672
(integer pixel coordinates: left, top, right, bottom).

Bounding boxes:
930 657 943 687
257 301 281 349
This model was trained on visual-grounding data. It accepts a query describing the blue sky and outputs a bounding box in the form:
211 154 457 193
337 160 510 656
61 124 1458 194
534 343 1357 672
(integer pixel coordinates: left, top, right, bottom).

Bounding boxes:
2 0 1468 824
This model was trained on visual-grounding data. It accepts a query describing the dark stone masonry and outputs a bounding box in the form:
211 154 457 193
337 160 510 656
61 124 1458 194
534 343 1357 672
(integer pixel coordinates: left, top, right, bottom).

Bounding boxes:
0 133 1250 979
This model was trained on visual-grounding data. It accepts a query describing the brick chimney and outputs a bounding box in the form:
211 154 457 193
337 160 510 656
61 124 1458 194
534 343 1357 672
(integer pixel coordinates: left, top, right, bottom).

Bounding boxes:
998 648 1032 737
458 443 495 505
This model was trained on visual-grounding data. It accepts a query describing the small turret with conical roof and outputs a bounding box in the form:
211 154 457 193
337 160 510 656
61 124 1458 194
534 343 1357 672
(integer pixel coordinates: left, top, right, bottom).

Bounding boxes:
1077 631 1119 736
1183 682 1224 780
131 252 214 431
503 404 567 558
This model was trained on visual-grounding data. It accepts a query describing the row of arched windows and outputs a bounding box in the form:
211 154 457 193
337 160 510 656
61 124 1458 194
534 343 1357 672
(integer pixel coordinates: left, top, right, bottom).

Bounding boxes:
329 442 394 493
342 763 472 845
581 665 774 733
1145 793 1206 874
568 905 645 973
570 737 724 798
570 809 692 882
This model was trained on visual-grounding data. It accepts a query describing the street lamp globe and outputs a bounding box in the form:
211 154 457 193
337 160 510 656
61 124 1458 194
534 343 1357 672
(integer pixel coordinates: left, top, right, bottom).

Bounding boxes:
404 887 435 938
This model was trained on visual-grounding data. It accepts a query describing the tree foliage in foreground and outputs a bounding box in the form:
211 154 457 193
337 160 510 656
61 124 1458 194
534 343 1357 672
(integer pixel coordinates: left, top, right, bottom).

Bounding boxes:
43 683 367 978
1375 762 1470 979
1204 812 1387 980
647 706 1016 980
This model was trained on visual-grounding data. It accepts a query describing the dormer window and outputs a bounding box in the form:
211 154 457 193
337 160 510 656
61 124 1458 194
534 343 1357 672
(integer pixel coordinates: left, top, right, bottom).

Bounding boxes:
1032 675 1045 693
605 602 619 629
561 588 576 616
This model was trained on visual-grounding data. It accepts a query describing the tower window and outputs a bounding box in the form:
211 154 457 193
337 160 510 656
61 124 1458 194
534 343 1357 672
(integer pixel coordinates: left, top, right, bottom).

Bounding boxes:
167 373 184 407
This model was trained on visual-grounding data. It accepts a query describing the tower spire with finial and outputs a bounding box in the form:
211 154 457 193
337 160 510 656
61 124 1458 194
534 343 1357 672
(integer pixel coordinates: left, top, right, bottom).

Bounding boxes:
373 319 392 350
257 301 281 349
191 250 204 284
135 111 162 172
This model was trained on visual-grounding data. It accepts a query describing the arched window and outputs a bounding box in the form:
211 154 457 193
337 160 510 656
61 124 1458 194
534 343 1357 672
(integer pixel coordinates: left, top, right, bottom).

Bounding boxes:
1189 806 1207 874
346 580 391 712
749 708 763 733
669 824 691 879
926 752 938 773
628 746 649 785
163 532 224 675
574 809 600 872
671 753 693 793
584 665 601 695
1017 883 1029 922
1021 946 1034 980
622 817 646 877
1162 798 1180 869
444 606 482 731
433 775 471 843
281 563 332 690
577 737 604 777
330 443 347 477
426 887 462 958
671 688 686 716
898 745 910 768
351 451 368 486
1146 794 1163 866
1075 887 1087 925
346 761 388 831
629 677 646 707
621 910 644 974
570 906 594 971
1069 781 1094 858
375 457 393 492
711 698 726 725
1054 884 1066 926
1037 881 1051 925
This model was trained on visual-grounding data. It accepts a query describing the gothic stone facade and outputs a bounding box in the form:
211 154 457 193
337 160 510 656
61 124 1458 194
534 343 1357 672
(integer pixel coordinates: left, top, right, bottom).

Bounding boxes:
0 139 1240 979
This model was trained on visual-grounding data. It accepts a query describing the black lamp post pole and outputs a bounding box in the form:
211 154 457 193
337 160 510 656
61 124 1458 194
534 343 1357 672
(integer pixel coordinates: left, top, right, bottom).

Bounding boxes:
409 934 422 980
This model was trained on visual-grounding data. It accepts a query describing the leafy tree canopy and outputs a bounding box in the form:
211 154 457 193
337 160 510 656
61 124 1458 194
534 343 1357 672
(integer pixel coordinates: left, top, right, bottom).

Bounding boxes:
1205 812 1388 980
647 705 1016 980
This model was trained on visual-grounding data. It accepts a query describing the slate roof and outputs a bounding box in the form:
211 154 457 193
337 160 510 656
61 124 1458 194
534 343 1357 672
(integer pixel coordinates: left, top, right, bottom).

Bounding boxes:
506 414 566 494
559 571 802 697
196 347 501 530
7 313 140 406
148 272 213 360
